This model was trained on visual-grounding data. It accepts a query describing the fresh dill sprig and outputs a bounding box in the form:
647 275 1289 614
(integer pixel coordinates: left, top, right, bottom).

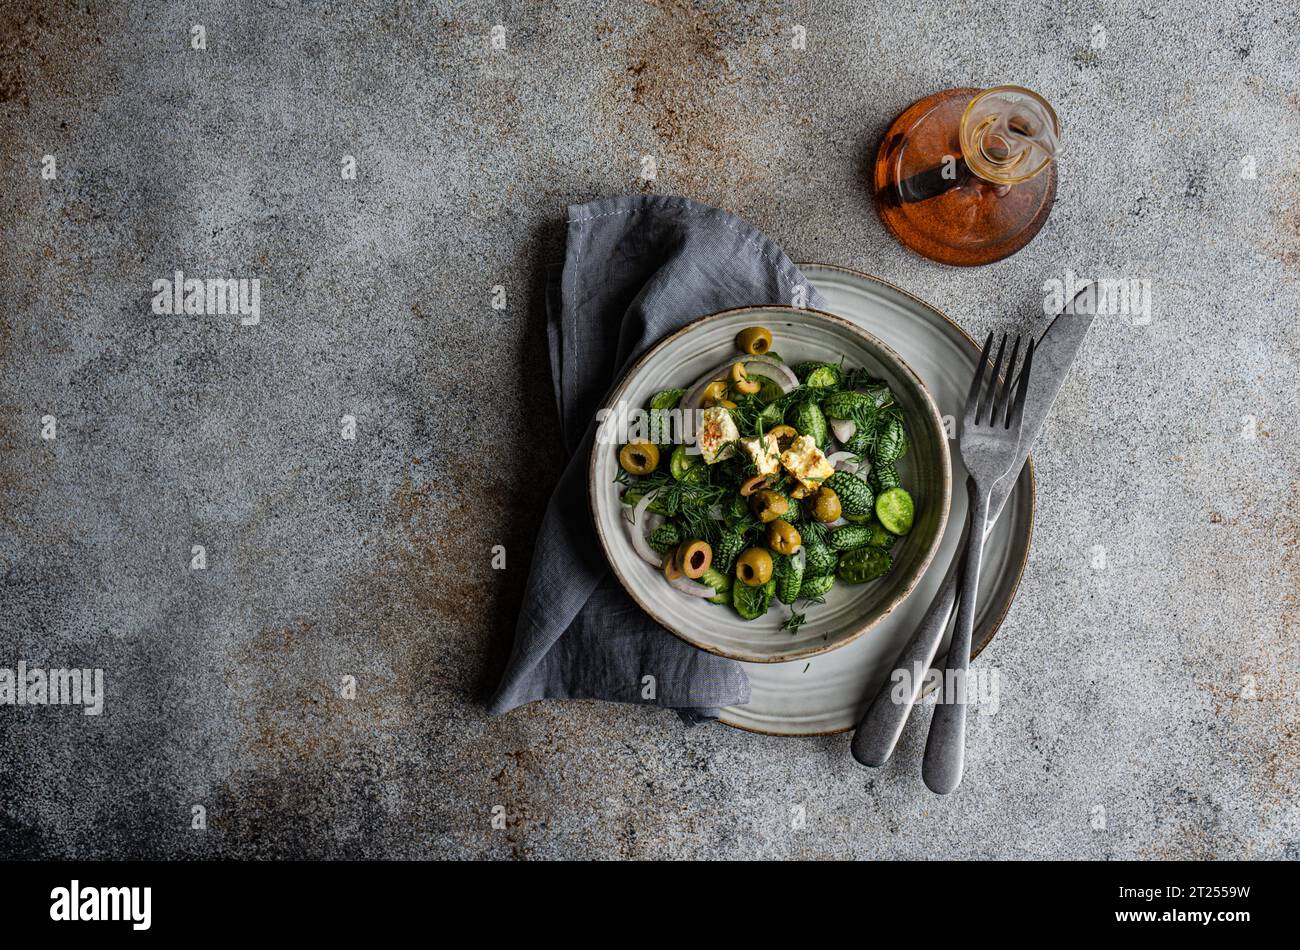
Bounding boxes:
631 470 725 520
726 394 755 432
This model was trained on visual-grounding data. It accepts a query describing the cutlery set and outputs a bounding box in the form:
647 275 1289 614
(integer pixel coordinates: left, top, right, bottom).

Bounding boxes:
851 285 1098 792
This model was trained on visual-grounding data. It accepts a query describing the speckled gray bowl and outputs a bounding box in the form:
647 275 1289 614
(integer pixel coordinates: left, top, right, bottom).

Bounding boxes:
590 305 951 663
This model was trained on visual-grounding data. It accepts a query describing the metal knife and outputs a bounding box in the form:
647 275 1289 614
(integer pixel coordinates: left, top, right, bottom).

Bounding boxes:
850 283 1100 767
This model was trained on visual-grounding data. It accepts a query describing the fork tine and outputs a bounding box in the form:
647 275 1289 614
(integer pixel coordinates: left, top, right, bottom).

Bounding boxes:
964 332 994 426
995 335 1022 427
1008 337 1035 431
981 333 1008 425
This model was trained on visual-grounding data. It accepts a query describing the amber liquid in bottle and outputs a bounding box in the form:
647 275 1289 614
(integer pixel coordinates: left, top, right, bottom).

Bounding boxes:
874 86 1059 266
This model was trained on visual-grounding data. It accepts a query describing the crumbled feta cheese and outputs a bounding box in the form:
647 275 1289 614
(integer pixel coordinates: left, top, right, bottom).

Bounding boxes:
780 434 835 489
697 406 738 464
738 434 781 476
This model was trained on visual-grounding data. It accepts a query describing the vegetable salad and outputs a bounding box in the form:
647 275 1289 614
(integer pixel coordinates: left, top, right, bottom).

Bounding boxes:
617 325 917 629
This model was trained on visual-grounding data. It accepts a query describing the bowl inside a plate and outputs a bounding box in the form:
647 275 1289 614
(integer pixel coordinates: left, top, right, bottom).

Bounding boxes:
589 305 951 663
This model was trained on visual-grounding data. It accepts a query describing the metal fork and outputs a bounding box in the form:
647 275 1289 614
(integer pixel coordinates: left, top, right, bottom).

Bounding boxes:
921 332 1034 794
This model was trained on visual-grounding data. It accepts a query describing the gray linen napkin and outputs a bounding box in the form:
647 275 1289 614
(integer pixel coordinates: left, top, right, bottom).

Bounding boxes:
488 195 826 722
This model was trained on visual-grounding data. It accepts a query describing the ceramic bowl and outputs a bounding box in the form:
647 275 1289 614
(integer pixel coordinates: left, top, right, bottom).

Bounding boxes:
589 305 951 663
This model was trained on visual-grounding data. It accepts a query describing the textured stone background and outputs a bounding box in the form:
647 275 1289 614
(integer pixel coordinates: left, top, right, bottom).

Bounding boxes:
0 0 1296 859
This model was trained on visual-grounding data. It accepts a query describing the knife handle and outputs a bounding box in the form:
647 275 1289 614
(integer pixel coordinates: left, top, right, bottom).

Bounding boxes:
850 512 970 767
922 487 991 794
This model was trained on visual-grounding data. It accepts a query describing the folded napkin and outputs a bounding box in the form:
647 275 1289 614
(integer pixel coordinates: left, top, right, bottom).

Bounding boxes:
488 195 827 723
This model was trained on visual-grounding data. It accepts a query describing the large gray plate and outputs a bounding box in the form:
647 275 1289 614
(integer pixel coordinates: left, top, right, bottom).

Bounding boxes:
719 264 1035 736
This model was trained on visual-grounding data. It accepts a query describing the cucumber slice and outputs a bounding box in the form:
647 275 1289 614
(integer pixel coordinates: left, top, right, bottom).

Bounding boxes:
732 577 775 620
670 445 705 483
699 567 732 605
875 487 914 535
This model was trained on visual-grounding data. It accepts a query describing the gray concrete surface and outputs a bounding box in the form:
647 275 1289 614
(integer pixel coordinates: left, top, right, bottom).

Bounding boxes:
0 0 1296 859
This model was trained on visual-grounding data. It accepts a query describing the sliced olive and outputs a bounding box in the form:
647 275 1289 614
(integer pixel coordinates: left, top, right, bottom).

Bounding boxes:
736 326 773 356
676 539 713 579
740 474 771 497
619 441 660 475
767 520 801 555
662 548 682 581
726 362 761 395
702 380 728 403
735 547 774 587
766 424 798 452
808 486 842 523
750 489 789 523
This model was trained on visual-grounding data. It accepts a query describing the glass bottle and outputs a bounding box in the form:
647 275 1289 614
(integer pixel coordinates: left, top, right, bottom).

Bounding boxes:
874 85 1060 266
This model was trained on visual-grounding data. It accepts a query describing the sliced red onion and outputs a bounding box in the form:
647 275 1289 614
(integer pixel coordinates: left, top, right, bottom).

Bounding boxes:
630 492 663 566
826 450 861 473
680 360 734 415
668 574 717 598
830 418 856 443
741 355 798 391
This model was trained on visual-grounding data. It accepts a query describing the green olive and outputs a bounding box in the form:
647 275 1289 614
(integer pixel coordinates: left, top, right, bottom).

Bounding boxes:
767 520 801 555
676 539 713 579
750 489 789 523
735 547 774 586
766 424 798 452
662 548 682 581
808 487 842 523
702 380 728 403
740 474 770 497
735 326 773 356
619 441 660 475
727 362 761 395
